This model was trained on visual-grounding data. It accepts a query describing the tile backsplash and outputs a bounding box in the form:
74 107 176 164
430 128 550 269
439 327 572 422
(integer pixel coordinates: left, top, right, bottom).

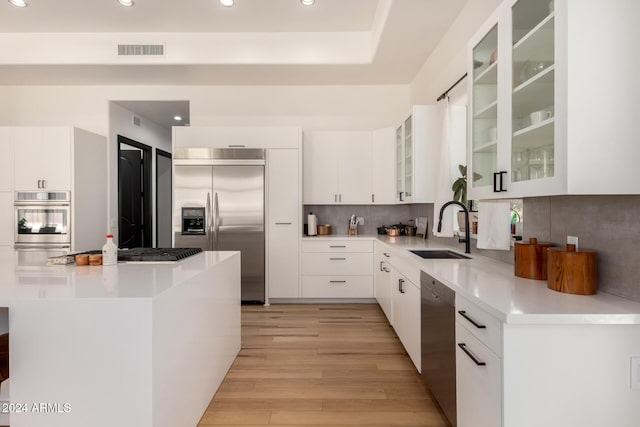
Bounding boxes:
306 195 640 303
303 204 427 235
524 195 640 303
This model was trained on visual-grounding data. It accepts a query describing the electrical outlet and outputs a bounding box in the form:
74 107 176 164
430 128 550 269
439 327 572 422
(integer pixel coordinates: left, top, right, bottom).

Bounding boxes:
567 235 579 250
357 217 364 225
632 357 640 389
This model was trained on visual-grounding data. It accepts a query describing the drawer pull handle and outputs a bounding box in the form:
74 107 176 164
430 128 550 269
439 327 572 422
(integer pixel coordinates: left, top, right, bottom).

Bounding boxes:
379 261 384 271
383 252 390 257
458 310 486 329
329 280 347 284
228 144 246 148
458 343 486 366
398 278 405 294
329 257 346 261
383 267 390 272
330 245 346 248
275 222 292 225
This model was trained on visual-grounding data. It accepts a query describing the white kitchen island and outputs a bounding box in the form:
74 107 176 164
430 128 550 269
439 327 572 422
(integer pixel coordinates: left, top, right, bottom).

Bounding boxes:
0 249 241 427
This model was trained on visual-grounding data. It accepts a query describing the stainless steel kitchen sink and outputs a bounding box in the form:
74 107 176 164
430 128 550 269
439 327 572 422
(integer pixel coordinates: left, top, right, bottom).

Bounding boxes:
409 250 470 259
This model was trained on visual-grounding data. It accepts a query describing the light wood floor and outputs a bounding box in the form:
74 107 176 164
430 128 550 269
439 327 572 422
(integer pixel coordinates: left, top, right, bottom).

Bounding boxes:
198 303 449 427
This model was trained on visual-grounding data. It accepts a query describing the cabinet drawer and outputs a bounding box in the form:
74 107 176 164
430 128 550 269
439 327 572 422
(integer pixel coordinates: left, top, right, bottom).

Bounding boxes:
455 295 502 357
302 252 372 276
302 276 373 298
302 240 373 253
455 323 502 427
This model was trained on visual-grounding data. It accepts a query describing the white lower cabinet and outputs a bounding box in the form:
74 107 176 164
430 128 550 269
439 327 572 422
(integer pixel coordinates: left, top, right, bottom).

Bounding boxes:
456 322 502 427
456 295 502 427
390 266 421 372
374 243 392 322
301 239 373 298
0 192 12 247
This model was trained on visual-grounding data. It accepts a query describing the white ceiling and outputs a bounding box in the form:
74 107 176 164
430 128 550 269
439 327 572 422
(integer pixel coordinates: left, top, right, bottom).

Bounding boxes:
0 0 468 85
2 0 468 128
0 0 379 33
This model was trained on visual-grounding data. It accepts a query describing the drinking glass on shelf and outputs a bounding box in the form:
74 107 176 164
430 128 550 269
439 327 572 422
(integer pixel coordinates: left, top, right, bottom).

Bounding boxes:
541 145 554 178
512 150 529 181
528 148 542 179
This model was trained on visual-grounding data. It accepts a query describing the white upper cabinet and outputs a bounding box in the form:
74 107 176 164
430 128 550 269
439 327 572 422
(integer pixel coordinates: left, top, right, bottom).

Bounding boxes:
173 126 300 149
14 127 72 191
372 127 396 205
396 106 441 204
303 131 372 205
469 0 640 199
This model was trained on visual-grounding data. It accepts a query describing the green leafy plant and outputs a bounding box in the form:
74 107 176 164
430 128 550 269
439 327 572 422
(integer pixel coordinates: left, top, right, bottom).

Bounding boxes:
452 165 483 207
452 165 468 206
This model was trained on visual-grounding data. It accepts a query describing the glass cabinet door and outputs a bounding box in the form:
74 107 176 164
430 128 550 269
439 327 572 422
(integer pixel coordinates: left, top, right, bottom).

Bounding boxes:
403 116 413 200
471 24 499 190
511 0 555 183
396 125 403 201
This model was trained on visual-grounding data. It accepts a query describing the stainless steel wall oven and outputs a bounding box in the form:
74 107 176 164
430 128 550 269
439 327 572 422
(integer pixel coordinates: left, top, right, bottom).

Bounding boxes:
14 191 71 250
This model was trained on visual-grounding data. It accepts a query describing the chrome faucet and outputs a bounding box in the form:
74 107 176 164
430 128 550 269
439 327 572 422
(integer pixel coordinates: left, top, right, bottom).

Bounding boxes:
437 201 471 254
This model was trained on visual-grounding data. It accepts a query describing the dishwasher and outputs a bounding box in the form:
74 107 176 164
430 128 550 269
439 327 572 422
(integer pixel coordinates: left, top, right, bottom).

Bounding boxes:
421 271 456 426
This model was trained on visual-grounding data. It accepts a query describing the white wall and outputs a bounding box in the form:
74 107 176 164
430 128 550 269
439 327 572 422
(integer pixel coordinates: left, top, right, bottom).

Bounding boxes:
109 102 172 245
410 0 502 105
0 84 409 246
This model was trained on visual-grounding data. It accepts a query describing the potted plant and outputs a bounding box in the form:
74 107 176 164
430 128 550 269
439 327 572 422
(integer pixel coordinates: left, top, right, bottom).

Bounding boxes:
452 165 480 233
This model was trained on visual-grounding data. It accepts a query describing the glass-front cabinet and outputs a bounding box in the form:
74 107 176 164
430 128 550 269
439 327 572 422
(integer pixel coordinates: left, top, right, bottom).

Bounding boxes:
395 116 413 203
469 0 640 198
511 0 555 184
470 23 499 193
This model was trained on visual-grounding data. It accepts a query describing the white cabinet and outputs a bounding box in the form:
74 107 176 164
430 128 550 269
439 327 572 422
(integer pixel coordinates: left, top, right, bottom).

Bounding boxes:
0 128 12 191
371 127 396 205
173 126 300 149
13 127 72 191
267 148 300 299
303 131 372 205
301 239 373 298
455 295 503 427
395 106 440 203
456 323 502 427
3 126 107 251
374 242 392 322
0 192 12 247
390 266 421 371
469 0 640 199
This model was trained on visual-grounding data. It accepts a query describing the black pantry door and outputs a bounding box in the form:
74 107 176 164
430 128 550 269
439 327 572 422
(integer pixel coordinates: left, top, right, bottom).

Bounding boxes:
118 135 152 248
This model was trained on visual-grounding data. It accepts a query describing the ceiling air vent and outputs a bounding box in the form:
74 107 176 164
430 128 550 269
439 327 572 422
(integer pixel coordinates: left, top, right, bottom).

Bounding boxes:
117 44 165 56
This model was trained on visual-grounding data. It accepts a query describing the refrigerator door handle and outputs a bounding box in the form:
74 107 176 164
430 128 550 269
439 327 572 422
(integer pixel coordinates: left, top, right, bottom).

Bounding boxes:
206 192 213 250
213 192 220 249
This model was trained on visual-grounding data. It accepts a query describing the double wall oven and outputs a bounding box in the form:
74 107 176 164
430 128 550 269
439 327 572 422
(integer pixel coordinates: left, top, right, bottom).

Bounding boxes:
14 191 71 253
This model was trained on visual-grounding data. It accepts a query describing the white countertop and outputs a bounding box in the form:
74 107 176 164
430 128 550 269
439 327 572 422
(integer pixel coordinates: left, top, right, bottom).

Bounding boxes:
303 234 640 325
0 249 239 302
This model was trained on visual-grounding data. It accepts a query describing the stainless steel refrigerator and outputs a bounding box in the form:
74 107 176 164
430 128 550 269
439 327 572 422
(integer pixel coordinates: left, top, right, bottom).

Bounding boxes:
173 148 265 303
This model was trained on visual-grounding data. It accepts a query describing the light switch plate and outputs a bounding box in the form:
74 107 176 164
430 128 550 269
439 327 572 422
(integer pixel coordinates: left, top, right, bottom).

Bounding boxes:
567 235 579 250
357 217 364 225
632 357 640 389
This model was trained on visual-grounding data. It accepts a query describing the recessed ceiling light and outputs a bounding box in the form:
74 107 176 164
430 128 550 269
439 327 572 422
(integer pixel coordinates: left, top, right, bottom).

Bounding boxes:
219 0 234 6
300 0 315 5
173 115 183 121
8 0 28 7
117 0 134 7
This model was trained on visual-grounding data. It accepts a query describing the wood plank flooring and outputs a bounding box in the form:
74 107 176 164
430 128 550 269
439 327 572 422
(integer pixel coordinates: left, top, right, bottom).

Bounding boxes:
198 304 449 427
